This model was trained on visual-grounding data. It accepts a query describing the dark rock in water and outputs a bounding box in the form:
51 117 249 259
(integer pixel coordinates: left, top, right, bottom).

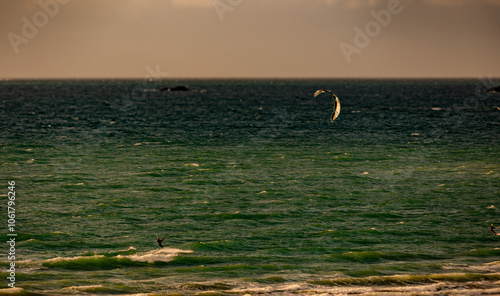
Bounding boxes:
160 86 190 92
486 85 500 93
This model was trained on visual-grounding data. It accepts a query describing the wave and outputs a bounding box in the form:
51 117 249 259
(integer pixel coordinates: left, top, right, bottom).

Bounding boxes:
186 239 249 251
0 288 34 296
444 261 500 273
60 284 137 295
42 247 193 270
117 247 193 263
324 250 443 263
310 272 500 286
462 248 500 258
189 275 500 296
43 255 146 270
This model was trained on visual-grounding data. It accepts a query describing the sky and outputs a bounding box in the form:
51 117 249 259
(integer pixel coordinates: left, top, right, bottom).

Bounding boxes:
1 0 500 79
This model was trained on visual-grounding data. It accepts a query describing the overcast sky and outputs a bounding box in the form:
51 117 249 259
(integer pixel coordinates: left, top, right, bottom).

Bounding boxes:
1 0 499 79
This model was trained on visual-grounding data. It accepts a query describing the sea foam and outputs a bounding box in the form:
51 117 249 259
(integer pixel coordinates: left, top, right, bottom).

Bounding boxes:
117 247 193 263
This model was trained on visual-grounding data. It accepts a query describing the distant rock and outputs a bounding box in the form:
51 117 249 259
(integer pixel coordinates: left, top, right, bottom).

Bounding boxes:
486 85 500 93
160 86 190 92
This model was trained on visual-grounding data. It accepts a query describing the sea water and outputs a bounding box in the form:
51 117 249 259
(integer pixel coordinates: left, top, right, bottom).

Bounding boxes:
0 79 499 295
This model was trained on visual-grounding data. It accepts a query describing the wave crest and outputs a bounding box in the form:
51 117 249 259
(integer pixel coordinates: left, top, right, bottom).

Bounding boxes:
43 247 193 270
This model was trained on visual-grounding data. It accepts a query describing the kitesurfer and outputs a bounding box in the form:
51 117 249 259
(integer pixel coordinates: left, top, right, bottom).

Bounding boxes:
157 236 166 248
491 224 497 235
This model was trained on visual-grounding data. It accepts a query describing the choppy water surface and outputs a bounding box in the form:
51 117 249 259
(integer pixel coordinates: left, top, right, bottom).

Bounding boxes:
1 79 499 295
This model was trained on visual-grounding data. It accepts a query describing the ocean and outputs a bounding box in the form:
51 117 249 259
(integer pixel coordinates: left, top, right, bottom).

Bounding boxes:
1 79 499 295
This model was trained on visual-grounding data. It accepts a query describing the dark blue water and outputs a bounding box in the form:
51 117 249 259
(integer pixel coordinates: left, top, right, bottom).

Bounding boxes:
1 79 499 295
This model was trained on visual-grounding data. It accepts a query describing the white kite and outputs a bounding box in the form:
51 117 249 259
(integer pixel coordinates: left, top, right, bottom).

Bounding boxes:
314 89 341 122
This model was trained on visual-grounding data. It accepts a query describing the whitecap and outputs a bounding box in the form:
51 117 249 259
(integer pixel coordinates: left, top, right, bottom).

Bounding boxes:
65 285 105 291
0 288 25 294
45 255 105 263
117 247 193 263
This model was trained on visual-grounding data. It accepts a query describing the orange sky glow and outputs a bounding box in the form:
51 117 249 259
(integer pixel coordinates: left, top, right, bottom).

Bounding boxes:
1 0 499 79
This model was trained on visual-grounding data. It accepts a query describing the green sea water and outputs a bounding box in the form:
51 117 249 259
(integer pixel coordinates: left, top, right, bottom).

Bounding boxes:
1 79 499 295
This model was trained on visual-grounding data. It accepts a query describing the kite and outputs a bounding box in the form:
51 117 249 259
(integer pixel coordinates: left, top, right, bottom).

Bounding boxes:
314 89 341 122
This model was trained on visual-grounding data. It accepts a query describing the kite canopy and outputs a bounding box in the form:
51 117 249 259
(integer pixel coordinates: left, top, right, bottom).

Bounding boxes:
314 89 341 122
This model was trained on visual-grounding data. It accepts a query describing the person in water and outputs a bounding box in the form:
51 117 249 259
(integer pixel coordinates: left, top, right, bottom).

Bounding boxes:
491 224 497 236
157 236 166 248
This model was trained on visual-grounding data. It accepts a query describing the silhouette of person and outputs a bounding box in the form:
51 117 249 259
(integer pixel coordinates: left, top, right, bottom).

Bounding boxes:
157 236 166 248
491 224 497 236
